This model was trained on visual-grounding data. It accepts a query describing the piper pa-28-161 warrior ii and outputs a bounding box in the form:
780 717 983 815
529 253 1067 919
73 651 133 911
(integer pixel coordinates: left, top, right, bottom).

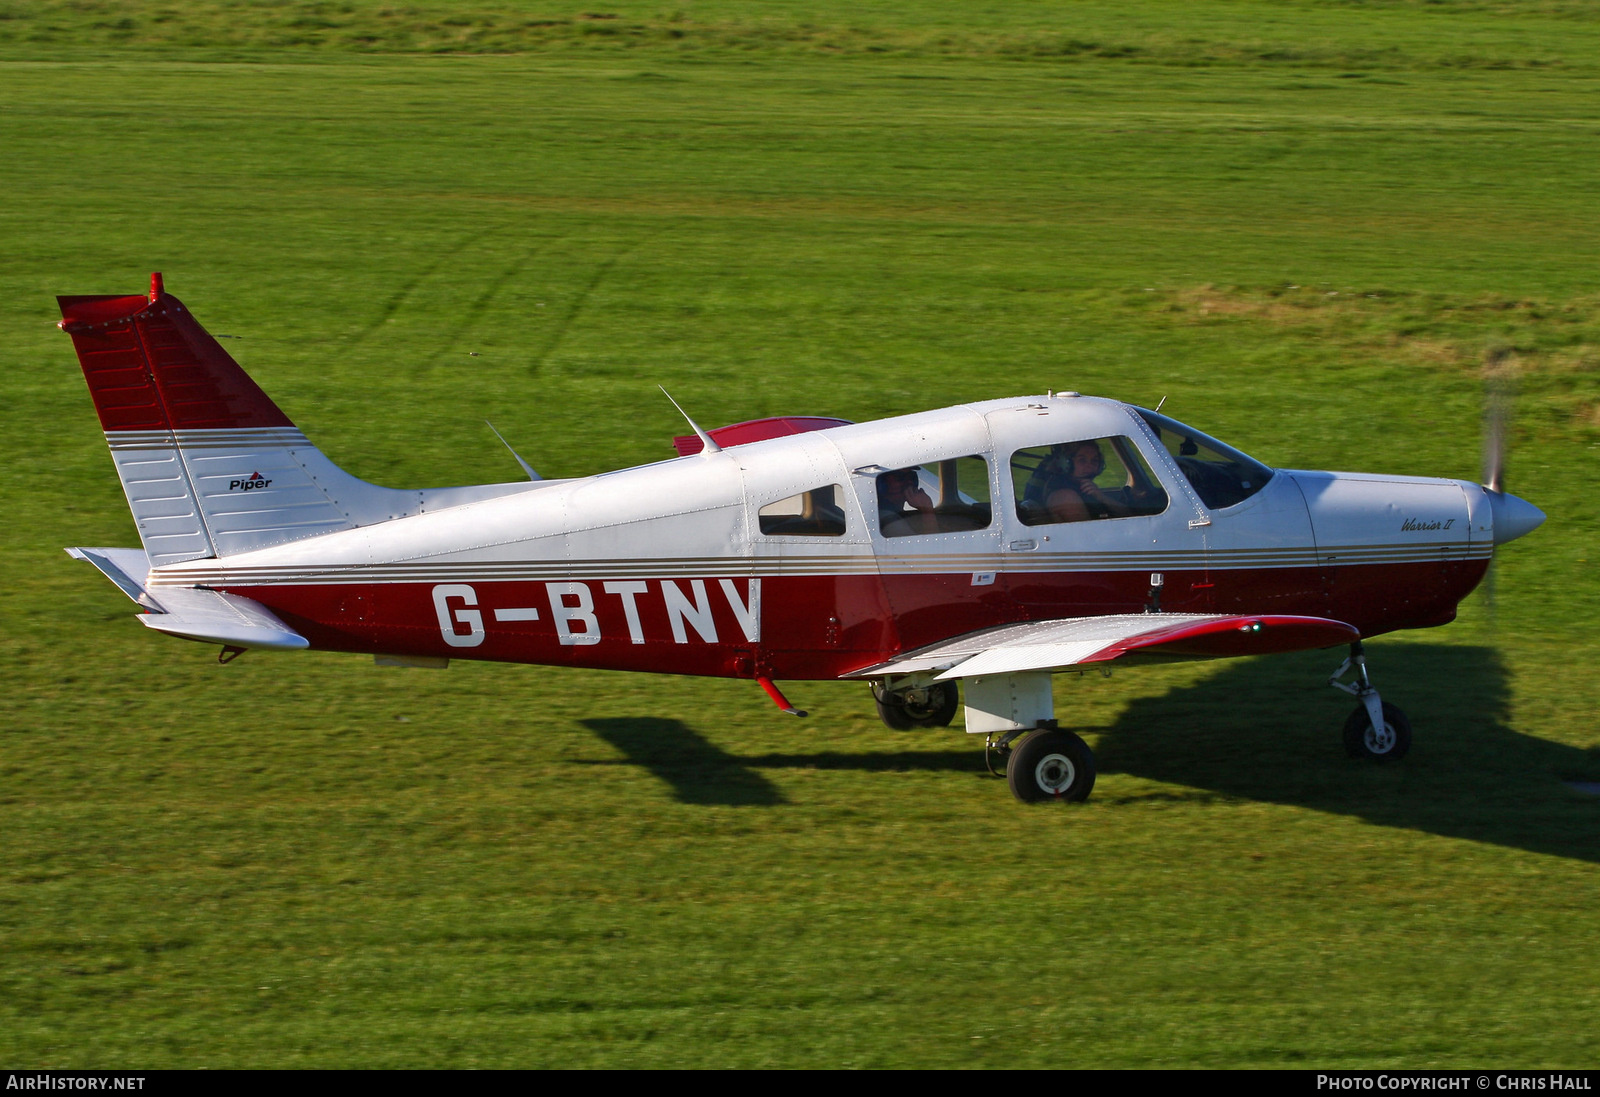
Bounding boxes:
59 275 1546 804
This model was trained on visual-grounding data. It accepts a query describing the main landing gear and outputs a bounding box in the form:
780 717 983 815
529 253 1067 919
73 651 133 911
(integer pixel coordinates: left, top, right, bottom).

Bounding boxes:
873 675 1096 802
1329 640 1412 760
985 723 1096 803
871 680 959 730
869 670 1105 804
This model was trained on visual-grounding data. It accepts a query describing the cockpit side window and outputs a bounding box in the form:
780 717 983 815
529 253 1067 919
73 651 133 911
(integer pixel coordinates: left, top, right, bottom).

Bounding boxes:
758 484 847 537
875 456 992 538
1011 436 1168 526
1136 410 1273 510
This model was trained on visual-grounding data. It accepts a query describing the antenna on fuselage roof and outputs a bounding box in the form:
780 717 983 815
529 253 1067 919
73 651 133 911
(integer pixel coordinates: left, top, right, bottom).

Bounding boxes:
484 420 540 481
659 386 722 455
1154 395 1169 413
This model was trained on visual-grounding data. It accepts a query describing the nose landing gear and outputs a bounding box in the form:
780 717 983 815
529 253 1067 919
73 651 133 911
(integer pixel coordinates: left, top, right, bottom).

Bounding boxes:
1330 641 1412 760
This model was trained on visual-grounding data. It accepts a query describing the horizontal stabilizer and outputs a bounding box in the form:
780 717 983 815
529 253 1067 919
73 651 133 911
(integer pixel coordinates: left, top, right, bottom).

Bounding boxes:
139 587 309 651
69 546 307 650
845 613 1360 681
66 546 158 609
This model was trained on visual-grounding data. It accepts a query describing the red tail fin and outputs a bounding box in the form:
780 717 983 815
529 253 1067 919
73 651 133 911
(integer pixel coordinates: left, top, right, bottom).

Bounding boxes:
60 274 543 565
57 272 293 433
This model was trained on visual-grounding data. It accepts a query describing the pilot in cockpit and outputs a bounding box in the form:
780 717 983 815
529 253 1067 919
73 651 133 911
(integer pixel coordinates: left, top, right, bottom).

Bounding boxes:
1026 440 1141 523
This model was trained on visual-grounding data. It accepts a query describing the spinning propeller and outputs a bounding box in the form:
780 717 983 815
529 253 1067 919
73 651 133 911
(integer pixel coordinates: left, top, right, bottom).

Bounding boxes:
1478 348 1546 615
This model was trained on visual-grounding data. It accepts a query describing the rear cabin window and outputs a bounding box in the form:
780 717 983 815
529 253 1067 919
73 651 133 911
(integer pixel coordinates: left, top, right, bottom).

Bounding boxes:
876 456 992 538
1137 410 1273 510
1011 437 1168 526
758 485 847 537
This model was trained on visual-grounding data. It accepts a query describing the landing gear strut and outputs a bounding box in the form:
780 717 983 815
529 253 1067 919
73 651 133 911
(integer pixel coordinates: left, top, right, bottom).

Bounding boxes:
1329 641 1411 760
984 728 1025 777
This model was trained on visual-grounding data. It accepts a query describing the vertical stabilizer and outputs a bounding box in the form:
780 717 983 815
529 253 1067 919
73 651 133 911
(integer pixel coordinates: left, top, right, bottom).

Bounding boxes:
56 276 361 565
60 275 545 566
58 274 302 564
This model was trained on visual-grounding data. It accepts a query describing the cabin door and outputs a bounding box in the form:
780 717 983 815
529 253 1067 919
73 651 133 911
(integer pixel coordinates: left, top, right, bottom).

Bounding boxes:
993 427 1213 618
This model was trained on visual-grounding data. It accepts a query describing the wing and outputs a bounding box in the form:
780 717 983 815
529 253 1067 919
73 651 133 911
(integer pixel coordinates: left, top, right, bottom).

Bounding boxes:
842 613 1359 681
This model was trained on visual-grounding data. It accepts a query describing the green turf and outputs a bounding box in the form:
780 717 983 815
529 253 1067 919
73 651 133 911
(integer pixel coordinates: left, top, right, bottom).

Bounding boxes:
2 0 1597 1068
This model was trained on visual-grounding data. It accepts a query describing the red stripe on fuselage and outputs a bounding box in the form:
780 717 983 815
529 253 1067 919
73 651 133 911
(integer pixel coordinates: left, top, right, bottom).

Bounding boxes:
219 558 1488 679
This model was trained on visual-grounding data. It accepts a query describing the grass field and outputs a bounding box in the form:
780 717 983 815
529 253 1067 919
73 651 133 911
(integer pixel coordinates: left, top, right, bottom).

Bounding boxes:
3 0 1598 1068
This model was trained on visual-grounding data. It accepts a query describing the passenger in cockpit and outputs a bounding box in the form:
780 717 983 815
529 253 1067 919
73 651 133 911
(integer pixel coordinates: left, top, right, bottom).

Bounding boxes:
877 467 937 535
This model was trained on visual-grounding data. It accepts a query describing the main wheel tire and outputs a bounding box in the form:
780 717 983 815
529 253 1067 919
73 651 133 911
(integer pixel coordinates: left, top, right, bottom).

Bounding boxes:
1342 701 1412 760
901 681 958 728
1006 729 1096 803
873 686 916 730
872 682 959 730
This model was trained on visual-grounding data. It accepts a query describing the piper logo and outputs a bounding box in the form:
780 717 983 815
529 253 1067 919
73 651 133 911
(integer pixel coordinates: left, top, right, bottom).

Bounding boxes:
229 471 273 492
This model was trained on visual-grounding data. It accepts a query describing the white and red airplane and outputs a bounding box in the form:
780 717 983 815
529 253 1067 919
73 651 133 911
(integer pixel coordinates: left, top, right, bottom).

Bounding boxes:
59 275 1545 803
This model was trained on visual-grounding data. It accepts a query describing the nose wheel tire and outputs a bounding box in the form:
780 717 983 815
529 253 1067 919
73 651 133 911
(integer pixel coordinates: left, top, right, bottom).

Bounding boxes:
1342 701 1412 760
1006 728 1096 803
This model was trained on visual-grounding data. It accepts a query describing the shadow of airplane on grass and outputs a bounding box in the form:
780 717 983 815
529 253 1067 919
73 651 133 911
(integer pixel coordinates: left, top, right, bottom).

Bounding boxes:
581 645 1599 863
579 717 984 807
580 717 791 805
1096 643 1600 864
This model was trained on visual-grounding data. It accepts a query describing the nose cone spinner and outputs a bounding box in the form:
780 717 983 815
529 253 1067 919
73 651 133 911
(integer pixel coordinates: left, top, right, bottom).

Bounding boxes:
1489 491 1546 546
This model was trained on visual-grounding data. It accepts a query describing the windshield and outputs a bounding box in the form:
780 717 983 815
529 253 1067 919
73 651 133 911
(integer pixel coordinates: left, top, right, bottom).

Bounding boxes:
1136 410 1273 510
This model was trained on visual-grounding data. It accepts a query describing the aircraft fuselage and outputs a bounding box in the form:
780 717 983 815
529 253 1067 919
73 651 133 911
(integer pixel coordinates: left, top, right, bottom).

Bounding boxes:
139 394 1499 680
